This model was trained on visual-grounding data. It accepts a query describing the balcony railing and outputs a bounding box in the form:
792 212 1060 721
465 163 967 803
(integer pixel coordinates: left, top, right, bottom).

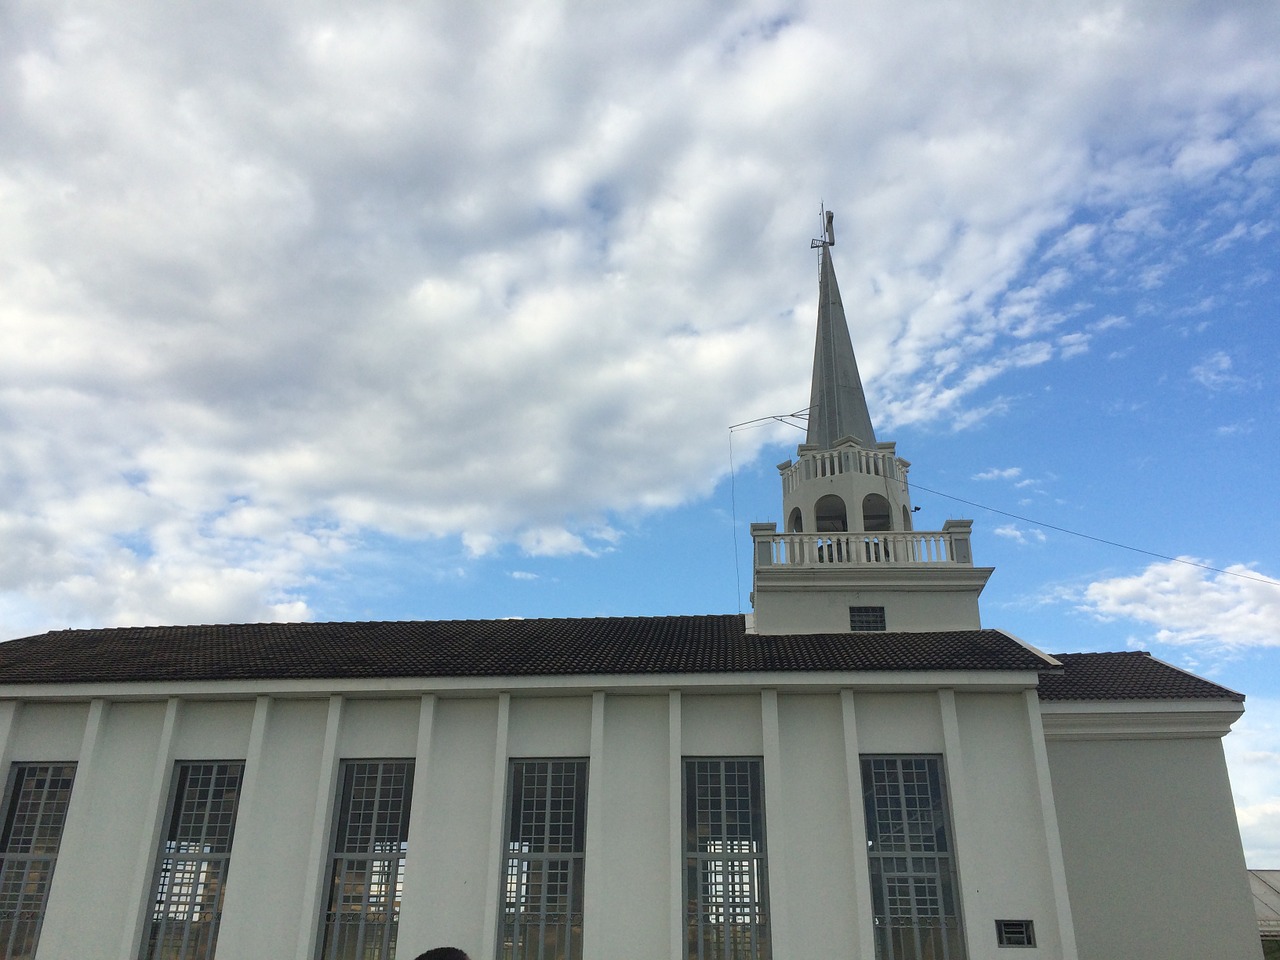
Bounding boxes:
751 520 974 569
780 447 907 495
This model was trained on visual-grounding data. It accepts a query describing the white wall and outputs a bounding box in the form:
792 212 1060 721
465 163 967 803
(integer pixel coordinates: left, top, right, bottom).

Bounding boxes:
408 696 502 955
1047 736 1262 960
2 684 1092 960
771 693 863 955
39 700 172 960
218 698 333 958
950 693 1067 959
589 695 669 954
751 584 984 633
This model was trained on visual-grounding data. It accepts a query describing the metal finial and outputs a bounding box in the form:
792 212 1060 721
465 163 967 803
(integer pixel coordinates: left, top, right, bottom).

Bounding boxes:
811 207 836 248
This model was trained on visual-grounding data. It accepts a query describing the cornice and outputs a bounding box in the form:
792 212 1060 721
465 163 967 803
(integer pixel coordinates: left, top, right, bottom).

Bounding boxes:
753 565 996 592
1039 699 1244 740
0 668 1045 703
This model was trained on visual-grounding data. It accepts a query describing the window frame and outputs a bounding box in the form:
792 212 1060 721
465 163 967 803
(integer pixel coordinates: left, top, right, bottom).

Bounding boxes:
141 760 245 960
682 756 772 960
0 762 77 960
316 758 415 960
861 754 966 960
995 919 1035 947
497 757 590 960
849 606 888 631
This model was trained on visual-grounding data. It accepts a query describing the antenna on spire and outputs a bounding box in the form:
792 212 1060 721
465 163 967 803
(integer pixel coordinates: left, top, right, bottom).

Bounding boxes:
811 206 835 248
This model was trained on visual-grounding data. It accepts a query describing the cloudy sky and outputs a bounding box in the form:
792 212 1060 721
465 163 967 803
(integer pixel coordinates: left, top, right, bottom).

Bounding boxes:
3 0 1279 862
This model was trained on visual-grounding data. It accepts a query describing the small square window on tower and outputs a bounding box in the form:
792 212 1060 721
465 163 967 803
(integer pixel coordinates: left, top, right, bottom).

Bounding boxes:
995 919 1036 947
849 606 887 631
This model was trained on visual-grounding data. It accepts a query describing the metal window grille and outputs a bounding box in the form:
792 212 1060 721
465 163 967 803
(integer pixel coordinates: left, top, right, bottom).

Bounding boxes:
142 761 244 960
849 606 887 631
0 763 77 960
499 759 588 960
683 758 771 960
862 756 966 960
995 920 1035 947
318 760 414 960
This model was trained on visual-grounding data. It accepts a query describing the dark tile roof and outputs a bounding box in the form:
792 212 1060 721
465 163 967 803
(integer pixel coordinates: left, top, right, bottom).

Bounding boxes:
1038 651 1243 702
0 620 1242 703
0 615 1052 685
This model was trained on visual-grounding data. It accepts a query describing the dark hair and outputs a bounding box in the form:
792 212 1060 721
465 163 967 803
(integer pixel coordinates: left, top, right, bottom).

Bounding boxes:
414 950 470 960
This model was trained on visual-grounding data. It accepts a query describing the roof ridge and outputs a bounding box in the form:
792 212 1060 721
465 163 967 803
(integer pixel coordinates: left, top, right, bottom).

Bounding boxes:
1050 650 1153 658
35 611 746 635
1140 648 1247 701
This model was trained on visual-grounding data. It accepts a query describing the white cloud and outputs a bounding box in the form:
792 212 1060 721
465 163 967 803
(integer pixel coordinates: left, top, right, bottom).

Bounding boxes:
1217 421 1254 436
994 524 1047 545
1191 351 1249 390
1079 559 1280 649
1208 221 1249 254
1057 332 1091 358
1223 697 1280 866
520 530 587 558
1044 224 1097 260
1 0 1279 632
1173 138 1241 180
1088 314 1127 332
973 467 1023 481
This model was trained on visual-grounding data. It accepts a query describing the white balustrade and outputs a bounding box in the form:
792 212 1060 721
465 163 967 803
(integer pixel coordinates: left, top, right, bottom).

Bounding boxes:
780 449 906 494
754 530 971 568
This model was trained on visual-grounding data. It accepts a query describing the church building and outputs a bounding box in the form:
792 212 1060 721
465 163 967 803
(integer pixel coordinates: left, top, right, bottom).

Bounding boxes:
0 215 1262 960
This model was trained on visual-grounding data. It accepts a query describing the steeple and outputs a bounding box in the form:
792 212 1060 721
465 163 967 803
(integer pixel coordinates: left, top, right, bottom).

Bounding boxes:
806 213 876 450
747 210 993 635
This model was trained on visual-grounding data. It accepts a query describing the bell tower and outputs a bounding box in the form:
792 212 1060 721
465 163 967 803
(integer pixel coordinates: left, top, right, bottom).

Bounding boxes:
749 213 994 634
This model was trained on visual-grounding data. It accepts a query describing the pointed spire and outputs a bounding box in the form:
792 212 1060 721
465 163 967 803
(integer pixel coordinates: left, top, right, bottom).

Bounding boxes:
806 217 877 449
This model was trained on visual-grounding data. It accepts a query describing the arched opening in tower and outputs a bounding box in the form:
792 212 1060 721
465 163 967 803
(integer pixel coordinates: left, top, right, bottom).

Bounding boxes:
862 494 892 532
815 495 848 533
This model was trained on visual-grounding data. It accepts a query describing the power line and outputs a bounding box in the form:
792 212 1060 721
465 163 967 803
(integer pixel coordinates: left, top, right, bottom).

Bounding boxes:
727 411 1276 589
908 480 1279 588
729 410 810 433
729 432 742 613
727 413 810 612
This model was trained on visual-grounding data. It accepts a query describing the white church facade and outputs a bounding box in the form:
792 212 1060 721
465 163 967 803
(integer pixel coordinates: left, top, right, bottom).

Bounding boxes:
0 216 1262 960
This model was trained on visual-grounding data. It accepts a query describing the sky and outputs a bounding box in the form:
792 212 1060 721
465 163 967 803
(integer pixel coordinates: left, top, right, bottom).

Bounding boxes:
2 0 1279 864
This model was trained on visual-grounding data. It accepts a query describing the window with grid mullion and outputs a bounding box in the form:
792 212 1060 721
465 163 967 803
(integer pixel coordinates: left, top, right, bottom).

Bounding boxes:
0 762 77 960
683 758 771 960
0 763 76 855
500 759 588 960
318 760 414 960
862 756 965 960
142 761 244 960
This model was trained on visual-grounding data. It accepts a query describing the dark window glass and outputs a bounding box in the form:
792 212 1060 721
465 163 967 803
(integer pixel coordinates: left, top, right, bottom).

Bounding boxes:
318 760 414 960
143 761 244 960
862 756 966 960
849 606 887 631
499 759 589 960
0 763 77 960
683 758 771 960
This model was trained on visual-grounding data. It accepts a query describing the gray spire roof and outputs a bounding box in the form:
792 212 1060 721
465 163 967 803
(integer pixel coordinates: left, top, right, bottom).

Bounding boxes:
806 239 877 449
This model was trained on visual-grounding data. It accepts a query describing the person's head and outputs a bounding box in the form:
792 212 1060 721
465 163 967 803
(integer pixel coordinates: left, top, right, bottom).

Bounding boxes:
413 949 469 960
